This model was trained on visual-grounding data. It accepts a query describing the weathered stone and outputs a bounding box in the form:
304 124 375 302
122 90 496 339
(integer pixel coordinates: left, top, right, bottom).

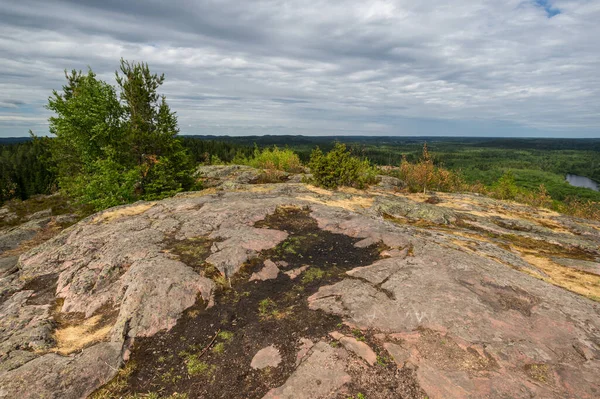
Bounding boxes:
329 332 377 365
196 165 264 187
263 341 351 399
295 338 314 366
0 342 121 399
26 209 52 221
375 196 457 225
0 290 55 359
0 256 18 277
250 259 280 281
285 265 309 280
1 178 599 398
384 342 410 367
251 345 282 370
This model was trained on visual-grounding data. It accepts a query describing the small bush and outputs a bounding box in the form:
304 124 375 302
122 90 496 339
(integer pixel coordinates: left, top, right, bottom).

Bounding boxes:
396 144 465 193
308 142 378 189
490 171 519 200
247 145 304 173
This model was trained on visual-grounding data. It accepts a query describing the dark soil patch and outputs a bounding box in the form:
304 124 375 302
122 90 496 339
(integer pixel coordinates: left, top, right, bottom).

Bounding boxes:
105 206 424 399
22 273 58 306
424 196 442 205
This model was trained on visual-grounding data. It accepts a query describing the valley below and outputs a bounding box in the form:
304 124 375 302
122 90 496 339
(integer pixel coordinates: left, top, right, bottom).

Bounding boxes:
1 166 599 399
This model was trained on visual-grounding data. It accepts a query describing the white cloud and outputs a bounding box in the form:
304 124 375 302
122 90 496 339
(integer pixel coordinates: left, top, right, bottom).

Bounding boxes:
0 0 599 137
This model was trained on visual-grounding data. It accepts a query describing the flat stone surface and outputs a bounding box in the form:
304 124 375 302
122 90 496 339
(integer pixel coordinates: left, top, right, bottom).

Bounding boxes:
251 345 282 370
250 259 280 281
329 332 377 366
263 341 351 399
0 342 121 399
285 265 309 280
384 342 411 367
1 180 599 398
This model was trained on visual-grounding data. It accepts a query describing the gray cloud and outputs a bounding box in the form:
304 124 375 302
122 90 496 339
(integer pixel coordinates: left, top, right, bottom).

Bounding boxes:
0 0 599 137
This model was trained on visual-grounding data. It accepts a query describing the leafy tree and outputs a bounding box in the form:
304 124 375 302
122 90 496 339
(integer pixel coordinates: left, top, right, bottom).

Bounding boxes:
46 60 195 210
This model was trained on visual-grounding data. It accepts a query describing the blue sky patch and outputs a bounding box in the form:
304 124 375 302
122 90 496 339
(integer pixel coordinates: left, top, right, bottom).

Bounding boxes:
534 0 561 17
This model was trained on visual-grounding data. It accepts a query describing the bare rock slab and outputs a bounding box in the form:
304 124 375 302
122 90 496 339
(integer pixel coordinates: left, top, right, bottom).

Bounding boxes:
0 342 121 399
329 331 377 366
251 345 282 370
263 341 351 399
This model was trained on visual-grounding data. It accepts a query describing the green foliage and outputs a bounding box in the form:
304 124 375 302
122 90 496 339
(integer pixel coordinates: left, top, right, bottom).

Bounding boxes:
308 142 378 189
0 134 56 204
46 60 195 210
246 145 304 173
258 298 280 318
217 330 234 342
491 170 519 200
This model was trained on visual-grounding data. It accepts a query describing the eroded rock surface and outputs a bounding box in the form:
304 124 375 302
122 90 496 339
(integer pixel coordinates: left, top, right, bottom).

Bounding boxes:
0 173 599 399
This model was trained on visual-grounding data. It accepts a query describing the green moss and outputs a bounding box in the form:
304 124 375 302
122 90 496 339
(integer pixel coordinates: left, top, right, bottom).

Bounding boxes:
258 298 280 319
211 342 225 354
217 330 234 342
185 355 215 376
301 267 328 284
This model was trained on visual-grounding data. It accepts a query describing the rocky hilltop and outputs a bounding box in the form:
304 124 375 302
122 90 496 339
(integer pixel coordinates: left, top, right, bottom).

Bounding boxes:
1 166 599 399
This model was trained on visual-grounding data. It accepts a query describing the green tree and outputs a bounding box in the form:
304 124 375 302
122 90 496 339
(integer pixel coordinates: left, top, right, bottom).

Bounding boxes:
493 170 519 200
116 59 194 199
46 60 195 210
47 69 123 183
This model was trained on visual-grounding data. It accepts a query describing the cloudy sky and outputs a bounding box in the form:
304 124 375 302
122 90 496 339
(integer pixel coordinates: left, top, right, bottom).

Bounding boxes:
1 0 599 138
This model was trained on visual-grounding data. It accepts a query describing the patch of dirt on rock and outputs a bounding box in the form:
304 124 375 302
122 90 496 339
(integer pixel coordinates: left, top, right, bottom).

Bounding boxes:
22 273 59 306
97 206 424 399
460 279 540 317
415 328 498 373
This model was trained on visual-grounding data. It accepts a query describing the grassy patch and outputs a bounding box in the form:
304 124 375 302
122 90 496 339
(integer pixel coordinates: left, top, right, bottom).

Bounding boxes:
258 298 282 319
90 361 137 399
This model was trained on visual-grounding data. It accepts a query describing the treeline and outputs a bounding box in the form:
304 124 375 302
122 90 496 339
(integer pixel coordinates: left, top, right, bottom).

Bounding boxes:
0 136 55 203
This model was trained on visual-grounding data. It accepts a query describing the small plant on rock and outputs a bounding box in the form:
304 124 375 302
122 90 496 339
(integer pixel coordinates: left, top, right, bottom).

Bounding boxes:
308 142 378 189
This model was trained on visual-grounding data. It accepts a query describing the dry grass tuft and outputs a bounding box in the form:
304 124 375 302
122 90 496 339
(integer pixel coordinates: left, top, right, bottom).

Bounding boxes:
53 314 113 355
94 203 155 223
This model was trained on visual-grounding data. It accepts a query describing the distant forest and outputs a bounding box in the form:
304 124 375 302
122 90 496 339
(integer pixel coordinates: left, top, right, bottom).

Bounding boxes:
2 135 600 205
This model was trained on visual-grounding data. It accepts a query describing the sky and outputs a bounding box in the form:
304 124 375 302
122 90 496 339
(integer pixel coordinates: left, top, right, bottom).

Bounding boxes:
0 0 599 138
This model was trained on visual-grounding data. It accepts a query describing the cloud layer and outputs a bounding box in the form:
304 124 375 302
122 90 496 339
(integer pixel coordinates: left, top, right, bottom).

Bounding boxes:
1 0 599 137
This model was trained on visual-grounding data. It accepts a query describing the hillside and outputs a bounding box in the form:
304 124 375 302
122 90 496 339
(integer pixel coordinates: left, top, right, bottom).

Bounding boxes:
1 167 599 399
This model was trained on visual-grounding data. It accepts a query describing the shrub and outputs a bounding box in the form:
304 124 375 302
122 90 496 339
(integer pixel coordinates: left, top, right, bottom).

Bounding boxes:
308 142 378 189
396 144 465 193
554 196 600 221
247 145 304 173
490 170 519 200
